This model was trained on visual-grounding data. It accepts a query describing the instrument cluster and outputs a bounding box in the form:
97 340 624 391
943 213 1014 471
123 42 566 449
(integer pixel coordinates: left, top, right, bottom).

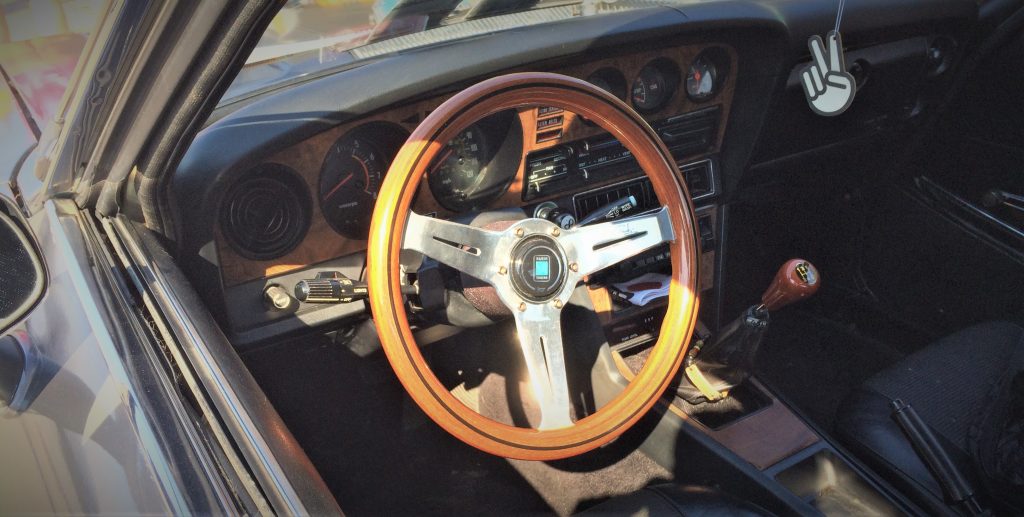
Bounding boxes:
219 46 731 270
585 46 729 111
312 111 522 241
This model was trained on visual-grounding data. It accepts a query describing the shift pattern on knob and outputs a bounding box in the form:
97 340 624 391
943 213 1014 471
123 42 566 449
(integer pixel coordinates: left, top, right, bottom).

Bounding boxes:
760 259 819 312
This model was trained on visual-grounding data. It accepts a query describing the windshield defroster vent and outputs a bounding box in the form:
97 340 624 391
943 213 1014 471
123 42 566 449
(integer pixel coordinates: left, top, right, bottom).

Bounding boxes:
220 164 311 261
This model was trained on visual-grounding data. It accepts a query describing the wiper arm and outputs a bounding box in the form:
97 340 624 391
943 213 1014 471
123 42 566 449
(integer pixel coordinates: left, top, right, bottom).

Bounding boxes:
463 0 541 20
367 0 465 42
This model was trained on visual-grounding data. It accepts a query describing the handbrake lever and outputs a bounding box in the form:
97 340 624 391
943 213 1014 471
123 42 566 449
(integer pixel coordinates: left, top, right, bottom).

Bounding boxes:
891 400 988 516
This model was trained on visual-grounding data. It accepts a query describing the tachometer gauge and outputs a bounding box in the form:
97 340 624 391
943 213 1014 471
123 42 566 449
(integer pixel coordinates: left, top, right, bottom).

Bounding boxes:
686 56 719 101
319 135 386 238
427 124 490 212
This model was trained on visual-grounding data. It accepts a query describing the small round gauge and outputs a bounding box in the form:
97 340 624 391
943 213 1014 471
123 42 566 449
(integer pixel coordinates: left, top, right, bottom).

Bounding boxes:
586 68 627 100
590 76 613 93
428 124 490 212
631 60 677 113
319 135 386 238
686 56 719 101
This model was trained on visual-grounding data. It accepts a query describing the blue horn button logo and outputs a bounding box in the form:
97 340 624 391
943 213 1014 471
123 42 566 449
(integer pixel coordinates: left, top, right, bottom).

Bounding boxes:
533 255 551 282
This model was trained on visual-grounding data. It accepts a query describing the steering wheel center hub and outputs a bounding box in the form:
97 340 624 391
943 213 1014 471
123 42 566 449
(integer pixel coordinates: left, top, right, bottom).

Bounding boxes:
509 234 567 302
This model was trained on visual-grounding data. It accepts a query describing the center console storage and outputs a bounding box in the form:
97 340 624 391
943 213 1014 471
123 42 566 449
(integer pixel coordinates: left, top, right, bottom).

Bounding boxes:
609 339 915 515
770 449 898 515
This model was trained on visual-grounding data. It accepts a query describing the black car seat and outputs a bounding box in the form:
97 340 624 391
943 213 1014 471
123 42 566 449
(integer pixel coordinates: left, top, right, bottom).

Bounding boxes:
837 321 1024 515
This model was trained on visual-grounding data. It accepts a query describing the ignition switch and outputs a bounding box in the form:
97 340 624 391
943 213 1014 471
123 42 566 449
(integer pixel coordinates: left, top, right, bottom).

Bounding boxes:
533 201 577 229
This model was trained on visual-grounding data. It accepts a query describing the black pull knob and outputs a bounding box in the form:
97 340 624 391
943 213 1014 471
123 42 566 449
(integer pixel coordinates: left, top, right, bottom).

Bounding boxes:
552 212 577 229
264 284 295 310
982 189 1024 213
294 272 368 304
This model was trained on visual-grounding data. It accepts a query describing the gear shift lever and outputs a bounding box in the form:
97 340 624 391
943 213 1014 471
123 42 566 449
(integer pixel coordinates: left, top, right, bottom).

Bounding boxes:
759 259 821 312
678 259 820 404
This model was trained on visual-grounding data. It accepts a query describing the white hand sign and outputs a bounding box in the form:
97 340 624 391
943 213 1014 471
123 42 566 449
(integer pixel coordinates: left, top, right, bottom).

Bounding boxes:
801 31 856 117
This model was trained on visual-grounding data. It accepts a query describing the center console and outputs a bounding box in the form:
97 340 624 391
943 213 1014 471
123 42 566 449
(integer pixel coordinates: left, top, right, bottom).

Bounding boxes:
607 336 912 514
595 260 920 515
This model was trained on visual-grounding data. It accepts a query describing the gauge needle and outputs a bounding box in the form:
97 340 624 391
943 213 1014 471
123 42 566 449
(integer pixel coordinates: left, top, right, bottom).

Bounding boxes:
324 173 354 200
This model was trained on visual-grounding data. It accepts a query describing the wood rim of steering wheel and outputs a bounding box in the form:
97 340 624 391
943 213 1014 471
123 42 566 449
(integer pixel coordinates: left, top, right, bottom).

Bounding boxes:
367 72 700 460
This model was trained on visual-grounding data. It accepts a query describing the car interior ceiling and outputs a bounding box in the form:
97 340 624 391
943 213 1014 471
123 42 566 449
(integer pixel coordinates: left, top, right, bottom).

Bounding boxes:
126 0 1024 514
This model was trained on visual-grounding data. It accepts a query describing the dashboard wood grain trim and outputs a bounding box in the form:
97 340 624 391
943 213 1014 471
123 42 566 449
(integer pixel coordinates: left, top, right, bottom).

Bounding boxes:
217 43 736 287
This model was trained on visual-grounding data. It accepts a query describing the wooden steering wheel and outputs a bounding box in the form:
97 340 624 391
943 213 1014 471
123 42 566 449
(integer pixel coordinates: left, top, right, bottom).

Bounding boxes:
367 72 700 460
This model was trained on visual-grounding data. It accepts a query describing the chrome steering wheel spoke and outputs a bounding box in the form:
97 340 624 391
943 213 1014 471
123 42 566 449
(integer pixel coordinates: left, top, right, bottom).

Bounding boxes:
402 211 504 284
402 210 672 431
563 206 675 277
511 302 574 430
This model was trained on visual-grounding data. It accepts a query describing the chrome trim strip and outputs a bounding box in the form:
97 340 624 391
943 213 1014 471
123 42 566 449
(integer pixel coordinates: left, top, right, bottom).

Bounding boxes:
41 201 230 513
918 177 1024 245
106 217 324 515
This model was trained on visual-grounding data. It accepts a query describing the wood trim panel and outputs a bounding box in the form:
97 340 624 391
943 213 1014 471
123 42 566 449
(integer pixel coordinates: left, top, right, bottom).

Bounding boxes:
695 387 820 470
217 43 737 287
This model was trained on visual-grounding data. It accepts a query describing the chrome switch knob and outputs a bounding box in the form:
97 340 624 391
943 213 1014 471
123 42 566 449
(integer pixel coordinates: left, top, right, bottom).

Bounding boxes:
263 285 294 311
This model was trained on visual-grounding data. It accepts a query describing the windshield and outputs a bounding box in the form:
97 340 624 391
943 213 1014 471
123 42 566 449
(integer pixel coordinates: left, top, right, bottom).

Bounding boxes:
224 0 677 103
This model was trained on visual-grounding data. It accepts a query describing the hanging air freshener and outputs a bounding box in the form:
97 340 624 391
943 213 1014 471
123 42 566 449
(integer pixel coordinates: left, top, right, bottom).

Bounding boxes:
801 0 856 116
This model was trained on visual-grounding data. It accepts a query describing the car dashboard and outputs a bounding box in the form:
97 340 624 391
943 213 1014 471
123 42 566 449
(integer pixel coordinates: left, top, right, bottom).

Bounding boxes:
171 0 977 347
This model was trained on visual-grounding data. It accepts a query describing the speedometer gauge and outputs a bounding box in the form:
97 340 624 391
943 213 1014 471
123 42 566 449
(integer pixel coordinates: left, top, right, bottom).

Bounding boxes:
319 135 385 238
427 125 490 212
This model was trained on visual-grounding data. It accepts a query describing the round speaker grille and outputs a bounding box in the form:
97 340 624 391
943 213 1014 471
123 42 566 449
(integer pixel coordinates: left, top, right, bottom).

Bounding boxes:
220 164 310 261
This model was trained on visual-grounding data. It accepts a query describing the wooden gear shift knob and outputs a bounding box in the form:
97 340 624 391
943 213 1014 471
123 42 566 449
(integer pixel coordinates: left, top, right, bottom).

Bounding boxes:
760 259 820 312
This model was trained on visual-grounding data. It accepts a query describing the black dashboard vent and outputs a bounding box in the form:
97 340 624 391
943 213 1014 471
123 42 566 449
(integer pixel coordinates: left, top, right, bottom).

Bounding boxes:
657 106 720 159
220 164 311 261
574 178 660 221
573 160 716 220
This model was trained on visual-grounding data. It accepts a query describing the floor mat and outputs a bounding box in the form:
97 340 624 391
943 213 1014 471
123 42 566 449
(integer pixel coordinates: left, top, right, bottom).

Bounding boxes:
754 310 904 431
244 328 672 516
